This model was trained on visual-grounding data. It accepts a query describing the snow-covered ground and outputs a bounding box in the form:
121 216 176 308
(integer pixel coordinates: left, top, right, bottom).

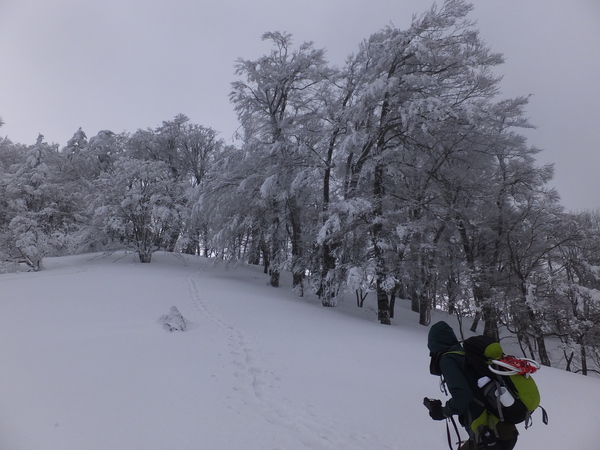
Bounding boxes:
0 252 598 449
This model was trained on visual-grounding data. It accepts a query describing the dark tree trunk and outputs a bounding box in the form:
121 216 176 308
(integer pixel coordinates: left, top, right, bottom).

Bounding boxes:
184 231 200 255
261 244 269 274
580 341 587 375
356 289 368 308
470 312 480 333
288 199 304 294
535 332 550 366
389 288 396 319
319 126 342 307
483 306 499 341
138 249 152 263
528 309 550 366
409 284 419 313
247 228 261 265
419 292 431 326
457 219 499 338
564 350 574 372
166 230 179 252
372 161 391 325
447 272 459 315
269 270 280 288
320 242 337 307
268 217 282 287
519 281 550 365
376 282 391 325
475 287 498 341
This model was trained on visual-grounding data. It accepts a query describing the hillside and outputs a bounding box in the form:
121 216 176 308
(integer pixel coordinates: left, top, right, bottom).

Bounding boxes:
0 252 598 449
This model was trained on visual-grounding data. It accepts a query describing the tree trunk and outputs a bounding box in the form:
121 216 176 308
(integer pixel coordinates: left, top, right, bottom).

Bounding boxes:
356 289 368 308
268 217 283 288
483 306 499 341
456 219 499 339
419 292 431 326
447 272 458 315
522 284 550 366
166 230 180 252
529 318 550 366
389 289 396 319
376 282 391 325
535 332 550 366
472 283 498 340
269 269 280 288
418 255 434 326
288 198 304 293
184 231 200 255
475 288 498 340
247 228 261 265
564 350 574 372
372 161 390 325
261 244 270 274
200 223 211 257
580 340 587 375
320 242 337 306
138 249 152 263
409 284 419 313
318 126 344 307
470 312 480 333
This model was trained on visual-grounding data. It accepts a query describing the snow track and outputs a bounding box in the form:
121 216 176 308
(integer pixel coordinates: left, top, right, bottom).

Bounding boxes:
187 270 275 403
186 267 388 450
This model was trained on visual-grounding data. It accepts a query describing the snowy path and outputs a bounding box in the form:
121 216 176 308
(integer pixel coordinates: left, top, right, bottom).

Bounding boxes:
185 266 389 450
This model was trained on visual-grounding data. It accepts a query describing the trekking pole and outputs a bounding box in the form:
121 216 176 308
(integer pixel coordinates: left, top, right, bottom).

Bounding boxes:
424 398 463 450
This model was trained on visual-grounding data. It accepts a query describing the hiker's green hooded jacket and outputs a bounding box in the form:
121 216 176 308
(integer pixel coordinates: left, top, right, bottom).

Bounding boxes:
428 321 485 425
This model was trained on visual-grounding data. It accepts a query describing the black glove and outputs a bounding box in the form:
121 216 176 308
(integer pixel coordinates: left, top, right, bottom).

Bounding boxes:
423 397 446 421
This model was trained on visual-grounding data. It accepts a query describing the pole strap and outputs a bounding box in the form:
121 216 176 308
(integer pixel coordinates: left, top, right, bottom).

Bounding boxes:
446 416 463 450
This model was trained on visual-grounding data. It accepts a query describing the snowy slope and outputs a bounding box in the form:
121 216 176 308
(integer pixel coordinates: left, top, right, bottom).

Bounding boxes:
0 252 598 450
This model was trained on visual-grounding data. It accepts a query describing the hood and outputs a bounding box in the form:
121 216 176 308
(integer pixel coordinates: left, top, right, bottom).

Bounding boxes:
427 321 459 353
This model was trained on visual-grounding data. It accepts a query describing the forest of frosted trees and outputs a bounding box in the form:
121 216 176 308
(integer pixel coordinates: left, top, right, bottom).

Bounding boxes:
1 1 598 375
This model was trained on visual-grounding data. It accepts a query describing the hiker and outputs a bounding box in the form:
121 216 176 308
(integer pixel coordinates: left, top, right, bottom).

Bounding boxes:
426 321 519 450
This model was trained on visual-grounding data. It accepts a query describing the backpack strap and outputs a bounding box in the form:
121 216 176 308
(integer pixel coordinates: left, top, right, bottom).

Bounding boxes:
431 349 465 376
445 350 466 357
541 405 549 425
525 404 549 429
436 350 466 395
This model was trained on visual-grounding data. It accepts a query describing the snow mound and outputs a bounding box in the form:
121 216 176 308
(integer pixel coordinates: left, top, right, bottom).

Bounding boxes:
159 305 189 332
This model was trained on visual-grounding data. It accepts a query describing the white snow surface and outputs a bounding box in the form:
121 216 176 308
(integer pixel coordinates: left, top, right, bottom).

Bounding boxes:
0 252 598 449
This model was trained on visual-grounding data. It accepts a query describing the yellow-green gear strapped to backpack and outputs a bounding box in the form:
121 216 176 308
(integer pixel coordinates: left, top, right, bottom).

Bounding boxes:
461 335 547 428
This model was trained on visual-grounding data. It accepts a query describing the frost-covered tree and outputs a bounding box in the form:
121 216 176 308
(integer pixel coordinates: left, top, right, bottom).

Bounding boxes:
92 157 186 263
329 0 507 324
61 127 125 181
87 130 123 174
497 184 564 365
1 134 86 270
126 115 222 254
228 31 329 289
0 137 26 270
0 137 24 238
199 0 560 329
547 212 600 375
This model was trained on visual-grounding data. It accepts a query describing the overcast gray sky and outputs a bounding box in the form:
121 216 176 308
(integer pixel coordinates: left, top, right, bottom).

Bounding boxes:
1 0 599 211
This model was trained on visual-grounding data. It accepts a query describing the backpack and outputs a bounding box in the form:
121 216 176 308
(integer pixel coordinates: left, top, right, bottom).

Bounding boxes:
462 335 548 427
